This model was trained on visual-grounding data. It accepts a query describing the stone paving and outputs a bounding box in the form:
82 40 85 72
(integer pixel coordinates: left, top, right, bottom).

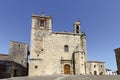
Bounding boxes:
3 75 120 80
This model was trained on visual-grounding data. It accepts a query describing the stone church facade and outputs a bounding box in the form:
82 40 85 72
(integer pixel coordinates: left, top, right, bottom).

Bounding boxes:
29 14 105 76
0 13 106 78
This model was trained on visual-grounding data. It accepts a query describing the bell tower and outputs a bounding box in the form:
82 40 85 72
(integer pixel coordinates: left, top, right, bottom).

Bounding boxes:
32 13 52 33
29 13 52 76
74 20 80 33
30 13 52 57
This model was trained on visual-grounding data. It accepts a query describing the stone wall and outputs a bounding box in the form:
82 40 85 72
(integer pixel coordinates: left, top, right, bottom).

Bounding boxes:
0 54 9 60
0 61 27 79
9 41 28 68
29 32 87 75
114 48 120 74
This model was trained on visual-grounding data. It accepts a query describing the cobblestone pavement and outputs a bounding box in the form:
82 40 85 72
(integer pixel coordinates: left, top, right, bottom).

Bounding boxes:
4 75 120 80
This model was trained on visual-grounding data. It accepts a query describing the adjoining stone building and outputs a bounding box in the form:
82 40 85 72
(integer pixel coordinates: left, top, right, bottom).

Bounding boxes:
86 61 105 75
9 41 29 68
114 48 120 74
0 41 29 79
29 13 106 76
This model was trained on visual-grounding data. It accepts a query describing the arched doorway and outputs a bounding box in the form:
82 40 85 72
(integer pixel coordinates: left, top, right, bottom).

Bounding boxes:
64 64 70 74
94 71 97 75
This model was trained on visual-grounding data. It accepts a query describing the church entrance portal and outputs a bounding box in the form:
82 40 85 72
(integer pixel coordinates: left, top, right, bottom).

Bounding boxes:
64 64 70 74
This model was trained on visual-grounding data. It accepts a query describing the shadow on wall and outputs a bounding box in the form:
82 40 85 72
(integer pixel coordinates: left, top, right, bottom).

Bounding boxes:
0 61 28 79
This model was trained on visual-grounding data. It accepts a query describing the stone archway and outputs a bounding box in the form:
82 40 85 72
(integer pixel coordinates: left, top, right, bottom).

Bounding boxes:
64 64 70 74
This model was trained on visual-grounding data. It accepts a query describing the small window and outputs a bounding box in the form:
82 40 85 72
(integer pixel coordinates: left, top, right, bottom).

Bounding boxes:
94 65 96 68
18 44 20 47
64 45 69 52
76 25 79 33
37 54 39 57
101 65 103 68
21 60 23 63
40 20 44 27
41 48 44 51
35 66 38 69
81 57 83 59
76 25 79 30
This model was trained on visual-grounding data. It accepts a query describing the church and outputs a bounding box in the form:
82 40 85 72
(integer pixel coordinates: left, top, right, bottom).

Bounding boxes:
29 13 105 76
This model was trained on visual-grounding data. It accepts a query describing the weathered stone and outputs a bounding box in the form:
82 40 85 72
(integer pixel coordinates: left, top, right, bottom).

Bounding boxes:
29 14 105 76
9 41 28 68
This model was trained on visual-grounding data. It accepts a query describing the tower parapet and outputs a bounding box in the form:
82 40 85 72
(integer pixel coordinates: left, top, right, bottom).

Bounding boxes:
32 13 52 33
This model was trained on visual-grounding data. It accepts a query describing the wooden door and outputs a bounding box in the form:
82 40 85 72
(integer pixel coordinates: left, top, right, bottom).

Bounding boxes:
64 64 70 74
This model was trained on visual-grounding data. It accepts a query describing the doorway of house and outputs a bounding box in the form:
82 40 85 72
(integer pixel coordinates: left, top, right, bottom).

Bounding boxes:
94 71 97 75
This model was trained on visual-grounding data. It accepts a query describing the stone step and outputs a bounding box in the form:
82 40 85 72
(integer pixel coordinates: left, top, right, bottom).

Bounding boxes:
6 75 120 80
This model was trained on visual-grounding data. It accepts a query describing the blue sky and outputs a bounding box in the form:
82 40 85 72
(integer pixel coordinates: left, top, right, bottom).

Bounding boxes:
0 0 120 71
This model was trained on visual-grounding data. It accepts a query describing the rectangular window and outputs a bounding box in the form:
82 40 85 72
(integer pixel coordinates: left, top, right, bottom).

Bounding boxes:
64 45 69 52
35 65 38 69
